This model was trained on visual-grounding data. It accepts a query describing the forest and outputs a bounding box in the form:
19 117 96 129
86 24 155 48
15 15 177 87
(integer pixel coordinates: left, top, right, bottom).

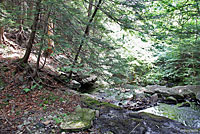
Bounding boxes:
0 0 200 134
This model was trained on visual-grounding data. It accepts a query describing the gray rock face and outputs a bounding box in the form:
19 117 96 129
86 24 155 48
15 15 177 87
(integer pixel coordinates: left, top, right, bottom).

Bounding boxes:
94 107 198 134
145 85 200 103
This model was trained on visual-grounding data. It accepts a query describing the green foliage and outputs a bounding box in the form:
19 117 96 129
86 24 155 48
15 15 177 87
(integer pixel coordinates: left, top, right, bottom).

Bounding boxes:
2 0 199 86
124 0 200 86
53 117 62 124
23 88 31 93
22 82 42 93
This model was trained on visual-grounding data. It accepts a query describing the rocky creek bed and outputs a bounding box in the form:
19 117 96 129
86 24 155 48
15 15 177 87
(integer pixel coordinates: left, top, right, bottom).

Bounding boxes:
84 85 200 134
1 83 200 134
93 107 199 134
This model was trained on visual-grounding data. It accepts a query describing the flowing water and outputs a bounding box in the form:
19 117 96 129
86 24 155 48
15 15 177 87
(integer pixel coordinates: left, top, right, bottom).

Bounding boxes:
91 86 200 129
140 103 200 129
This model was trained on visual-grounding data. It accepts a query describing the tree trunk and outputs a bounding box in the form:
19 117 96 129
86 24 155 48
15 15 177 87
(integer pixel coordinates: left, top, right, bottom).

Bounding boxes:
68 0 102 80
0 27 4 44
0 0 4 44
33 10 51 78
86 0 94 36
47 19 54 53
21 0 42 63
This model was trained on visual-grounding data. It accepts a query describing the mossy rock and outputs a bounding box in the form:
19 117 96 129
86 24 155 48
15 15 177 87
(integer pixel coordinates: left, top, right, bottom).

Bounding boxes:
165 96 177 104
60 106 95 131
81 96 121 110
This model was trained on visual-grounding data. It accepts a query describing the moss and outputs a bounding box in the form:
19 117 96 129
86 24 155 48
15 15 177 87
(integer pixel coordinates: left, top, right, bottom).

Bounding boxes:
131 118 142 122
81 96 121 110
60 106 95 132
139 112 168 121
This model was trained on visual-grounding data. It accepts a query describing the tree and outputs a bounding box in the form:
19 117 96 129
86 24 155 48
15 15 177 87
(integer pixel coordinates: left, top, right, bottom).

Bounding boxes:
0 0 4 44
21 0 42 63
68 0 102 80
133 0 200 85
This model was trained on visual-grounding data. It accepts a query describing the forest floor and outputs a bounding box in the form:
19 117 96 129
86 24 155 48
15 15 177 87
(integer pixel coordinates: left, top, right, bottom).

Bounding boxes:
0 41 93 133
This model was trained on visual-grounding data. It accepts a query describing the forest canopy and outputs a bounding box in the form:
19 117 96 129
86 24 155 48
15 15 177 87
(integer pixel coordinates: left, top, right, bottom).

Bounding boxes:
0 0 199 86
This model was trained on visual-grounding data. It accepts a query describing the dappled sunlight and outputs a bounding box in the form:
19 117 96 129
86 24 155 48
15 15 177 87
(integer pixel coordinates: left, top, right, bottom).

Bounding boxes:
105 22 157 63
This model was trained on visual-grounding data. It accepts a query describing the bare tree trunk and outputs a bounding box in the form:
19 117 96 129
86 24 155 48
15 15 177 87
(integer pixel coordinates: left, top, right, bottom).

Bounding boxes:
47 19 54 51
87 0 94 36
0 27 4 44
68 0 102 80
32 10 51 78
21 0 42 63
0 0 4 44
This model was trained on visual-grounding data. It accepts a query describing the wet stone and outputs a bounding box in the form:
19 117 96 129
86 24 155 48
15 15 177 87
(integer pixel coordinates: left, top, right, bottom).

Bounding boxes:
35 122 45 128
93 107 195 134
17 125 24 130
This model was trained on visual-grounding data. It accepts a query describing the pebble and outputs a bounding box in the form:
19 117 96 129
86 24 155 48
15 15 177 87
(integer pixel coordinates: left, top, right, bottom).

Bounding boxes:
17 125 23 130
42 120 51 125
48 115 53 118
95 110 100 117
36 122 45 128
23 120 31 125
24 111 29 115
28 117 33 121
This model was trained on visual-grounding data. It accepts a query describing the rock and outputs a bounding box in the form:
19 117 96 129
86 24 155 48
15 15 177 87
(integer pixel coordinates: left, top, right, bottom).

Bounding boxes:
104 131 114 134
94 107 194 134
69 80 81 89
28 117 33 121
60 106 95 131
122 84 137 89
18 76 24 82
150 93 158 104
165 96 177 104
17 125 23 130
42 120 51 125
196 91 200 101
79 75 98 92
178 102 190 107
95 110 100 117
23 120 31 125
35 122 45 128
24 111 29 115
145 85 200 103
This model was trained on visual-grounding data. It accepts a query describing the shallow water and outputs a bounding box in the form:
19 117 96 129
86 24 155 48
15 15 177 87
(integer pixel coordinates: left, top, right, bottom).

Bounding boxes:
140 103 200 128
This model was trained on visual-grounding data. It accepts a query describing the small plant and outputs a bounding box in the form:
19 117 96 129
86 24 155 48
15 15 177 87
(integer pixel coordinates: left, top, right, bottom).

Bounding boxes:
43 100 49 104
53 117 62 124
23 88 31 93
43 105 47 110
59 97 64 102
16 110 21 115
22 82 42 93
40 117 45 121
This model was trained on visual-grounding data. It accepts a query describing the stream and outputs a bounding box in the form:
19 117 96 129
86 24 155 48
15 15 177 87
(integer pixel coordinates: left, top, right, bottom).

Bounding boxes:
140 103 200 129
88 85 200 131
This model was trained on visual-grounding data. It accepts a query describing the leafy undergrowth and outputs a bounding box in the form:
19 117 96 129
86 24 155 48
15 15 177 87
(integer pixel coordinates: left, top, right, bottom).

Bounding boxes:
0 56 92 133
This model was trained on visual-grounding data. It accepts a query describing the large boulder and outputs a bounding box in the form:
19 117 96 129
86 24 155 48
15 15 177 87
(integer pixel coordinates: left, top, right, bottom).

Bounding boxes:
60 106 95 131
144 85 200 103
